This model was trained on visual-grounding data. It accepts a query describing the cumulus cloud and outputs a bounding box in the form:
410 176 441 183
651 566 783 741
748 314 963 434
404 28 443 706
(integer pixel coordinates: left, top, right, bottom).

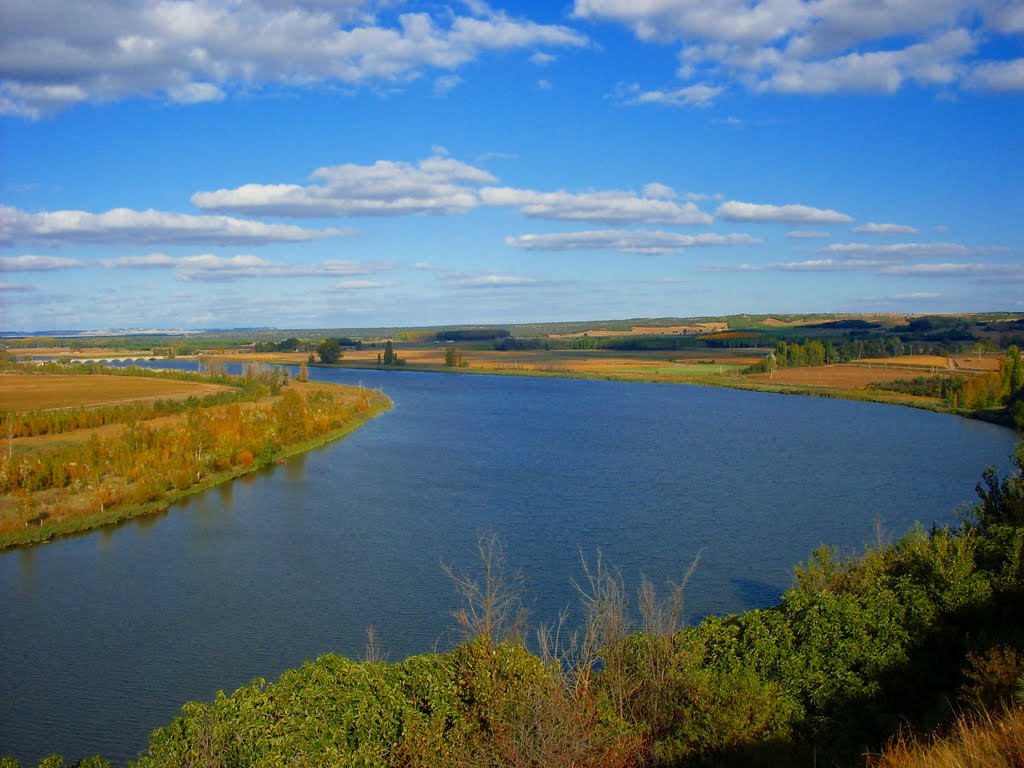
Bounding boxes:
0 205 346 246
0 254 87 271
175 254 391 281
192 156 495 217
614 81 723 107
879 262 1024 282
91 251 391 281
854 222 921 235
481 185 713 225
505 229 759 254
819 242 1003 260
574 1 1018 97
704 258 880 273
716 200 853 224
328 279 395 290
703 251 1023 282
966 58 1024 91
759 29 975 94
1 1 588 117
98 253 179 269
433 74 464 95
448 273 539 287
785 230 832 239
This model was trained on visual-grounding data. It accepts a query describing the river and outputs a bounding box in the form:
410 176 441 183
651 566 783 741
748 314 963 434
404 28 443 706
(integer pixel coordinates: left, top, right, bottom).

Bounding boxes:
0 366 1018 765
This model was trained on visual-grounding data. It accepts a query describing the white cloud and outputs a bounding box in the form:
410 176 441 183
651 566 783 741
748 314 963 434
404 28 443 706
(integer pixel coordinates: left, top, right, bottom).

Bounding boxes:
819 242 1003 260
481 186 713 225
1 1 588 117
0 254 87 271
967 58 1024 91
505 229 759 254
716 200 853 224
98 253 179 269
0 205 346 245
704 258 880 273
574 1 1017 97
192 155 495 217
760 30 975 94
328 279 394 290
448 273 539 287
642 183 677 199
167 83 226 105
879 262 1024 282
175 254 391 281
785 230 831 239
433 74 464 95
854 222 921 235
890 292 942 300
616 82 723 107
530 52 557 66
574 0 808 44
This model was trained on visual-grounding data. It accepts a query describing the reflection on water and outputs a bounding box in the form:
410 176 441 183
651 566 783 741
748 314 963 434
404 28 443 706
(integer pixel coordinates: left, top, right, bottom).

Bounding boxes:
0 368 1018 766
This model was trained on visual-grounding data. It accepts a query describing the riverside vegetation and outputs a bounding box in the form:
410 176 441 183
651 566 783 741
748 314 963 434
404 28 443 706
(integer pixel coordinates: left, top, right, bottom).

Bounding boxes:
6 442 1023 768
0 361 390 549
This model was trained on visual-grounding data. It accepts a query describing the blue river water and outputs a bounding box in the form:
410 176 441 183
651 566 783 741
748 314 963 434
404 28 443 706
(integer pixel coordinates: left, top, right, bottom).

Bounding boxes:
0 365 1019 765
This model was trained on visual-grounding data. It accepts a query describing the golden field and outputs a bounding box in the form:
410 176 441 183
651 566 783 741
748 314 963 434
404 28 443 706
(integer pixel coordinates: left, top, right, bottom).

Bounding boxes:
1 373 232 411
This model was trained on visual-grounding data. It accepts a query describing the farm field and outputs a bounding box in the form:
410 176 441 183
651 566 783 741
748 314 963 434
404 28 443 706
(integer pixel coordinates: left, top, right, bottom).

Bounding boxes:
850 354 1003 372
748 364 954 389
0 367 390 549
1 373 232 411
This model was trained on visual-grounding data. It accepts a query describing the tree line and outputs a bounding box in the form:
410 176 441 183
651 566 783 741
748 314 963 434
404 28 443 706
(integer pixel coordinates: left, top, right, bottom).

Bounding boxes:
1 368 383 544
865 345 1024 426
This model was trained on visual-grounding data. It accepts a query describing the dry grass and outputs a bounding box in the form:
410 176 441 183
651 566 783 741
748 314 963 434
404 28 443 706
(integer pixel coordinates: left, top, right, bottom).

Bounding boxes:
205 351 312 364
0 374 232 411
10 346 144 358
869 706 1024 768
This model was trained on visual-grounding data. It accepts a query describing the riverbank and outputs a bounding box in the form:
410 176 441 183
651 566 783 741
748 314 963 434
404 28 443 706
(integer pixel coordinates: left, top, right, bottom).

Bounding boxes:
314 357 1013 427
0 379 391 550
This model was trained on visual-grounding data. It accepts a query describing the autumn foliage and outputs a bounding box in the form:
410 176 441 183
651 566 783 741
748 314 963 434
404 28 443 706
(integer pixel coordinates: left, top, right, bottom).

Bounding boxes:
0 365 384 545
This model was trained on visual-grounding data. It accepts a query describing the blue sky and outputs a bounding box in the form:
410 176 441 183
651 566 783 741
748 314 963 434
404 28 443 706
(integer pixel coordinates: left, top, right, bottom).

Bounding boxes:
1 0 1022 331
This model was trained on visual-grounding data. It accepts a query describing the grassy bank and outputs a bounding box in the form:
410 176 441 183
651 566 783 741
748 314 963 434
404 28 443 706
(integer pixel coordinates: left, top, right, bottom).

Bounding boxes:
325 356 1000 424
0 375 391 550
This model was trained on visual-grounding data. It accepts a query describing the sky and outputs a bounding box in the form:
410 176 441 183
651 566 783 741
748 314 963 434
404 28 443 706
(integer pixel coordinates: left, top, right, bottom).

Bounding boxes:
1 0 1022 332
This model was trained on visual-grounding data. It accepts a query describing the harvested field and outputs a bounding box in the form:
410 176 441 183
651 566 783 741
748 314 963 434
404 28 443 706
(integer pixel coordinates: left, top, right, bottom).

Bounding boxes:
748 364 963 389
0 374 232 411
10 346 144 358
953 355 1003 371
856 355 952 369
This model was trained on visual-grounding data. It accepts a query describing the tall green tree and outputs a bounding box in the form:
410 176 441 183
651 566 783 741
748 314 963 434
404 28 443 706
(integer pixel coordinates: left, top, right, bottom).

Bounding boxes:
1001 345 1024 400
317 339 342 364
443 346 465 367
